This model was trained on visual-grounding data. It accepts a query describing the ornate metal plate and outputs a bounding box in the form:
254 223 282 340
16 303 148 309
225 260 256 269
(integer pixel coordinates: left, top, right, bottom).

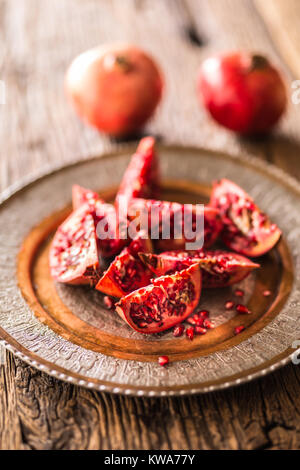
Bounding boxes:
0 145 299 396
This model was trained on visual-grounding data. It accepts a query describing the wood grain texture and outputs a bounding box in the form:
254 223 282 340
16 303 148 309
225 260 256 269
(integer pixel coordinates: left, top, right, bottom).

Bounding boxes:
0 0 300 449
254 0 300 78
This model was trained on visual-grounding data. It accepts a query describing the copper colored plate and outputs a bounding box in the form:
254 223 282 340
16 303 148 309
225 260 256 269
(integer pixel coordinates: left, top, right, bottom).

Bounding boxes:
0 145 299 396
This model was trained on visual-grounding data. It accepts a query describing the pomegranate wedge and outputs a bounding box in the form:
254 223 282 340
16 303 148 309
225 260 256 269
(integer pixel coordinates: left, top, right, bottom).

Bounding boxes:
95 232 153 298
115 263 201 334
128 198 222 251
49 203 100 285
139 250 259 288
210 179 281 257
94 200 128 258
72 184 100 210
115 136 159 212
72 185 127 258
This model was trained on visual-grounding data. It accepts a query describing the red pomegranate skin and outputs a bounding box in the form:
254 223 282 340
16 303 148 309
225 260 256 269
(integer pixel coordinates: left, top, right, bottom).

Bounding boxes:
197 52 287 135
65 44 163 136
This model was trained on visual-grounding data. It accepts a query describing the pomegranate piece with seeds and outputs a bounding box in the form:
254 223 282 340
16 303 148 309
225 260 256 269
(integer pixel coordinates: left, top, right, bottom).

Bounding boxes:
115 136 160 212
139 249 259 288
115 264 201 334
128 198 222 251
72 184 100 210
95 232 153 298
49 202 101 286
94 200 128 258
210 179 281 257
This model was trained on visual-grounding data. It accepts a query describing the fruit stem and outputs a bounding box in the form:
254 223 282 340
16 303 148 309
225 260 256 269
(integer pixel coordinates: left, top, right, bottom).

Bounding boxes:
251 54 268 70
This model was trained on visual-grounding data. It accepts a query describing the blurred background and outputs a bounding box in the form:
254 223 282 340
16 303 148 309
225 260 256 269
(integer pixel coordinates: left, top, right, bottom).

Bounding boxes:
0 0 300 450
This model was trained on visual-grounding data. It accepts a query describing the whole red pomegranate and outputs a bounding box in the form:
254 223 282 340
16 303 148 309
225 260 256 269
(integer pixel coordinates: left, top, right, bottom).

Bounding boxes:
65 44 163 136
197 52 287 135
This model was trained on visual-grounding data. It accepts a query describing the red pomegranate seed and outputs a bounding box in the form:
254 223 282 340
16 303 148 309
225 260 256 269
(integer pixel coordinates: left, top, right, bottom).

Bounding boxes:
236 304 251 314
198 310 209 319
234 325 245 335
173 324 185 337
225 300 234 310
203 319 215 329
194 317 204 327
263 290 271 297
158 355 169 367
186 327 194 340
195 326 207 335
234 289 244 297
103 295 114 310
187 317 196 325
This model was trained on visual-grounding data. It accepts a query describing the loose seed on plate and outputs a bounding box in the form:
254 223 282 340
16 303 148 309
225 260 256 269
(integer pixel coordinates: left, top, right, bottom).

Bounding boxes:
158 355 169 367
236 304 251 314
225 300 234 310
195 326 207 335
203 319 215 329
194 317 204 327
234 325 245 335
263 290 271 297
103 295 115 309
234 289 244 297
198 310 209 319
186 327 194 340
173 324 185 337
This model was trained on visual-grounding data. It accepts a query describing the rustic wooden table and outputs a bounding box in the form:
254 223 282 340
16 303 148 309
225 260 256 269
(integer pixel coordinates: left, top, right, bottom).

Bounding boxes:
0 0 300 450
